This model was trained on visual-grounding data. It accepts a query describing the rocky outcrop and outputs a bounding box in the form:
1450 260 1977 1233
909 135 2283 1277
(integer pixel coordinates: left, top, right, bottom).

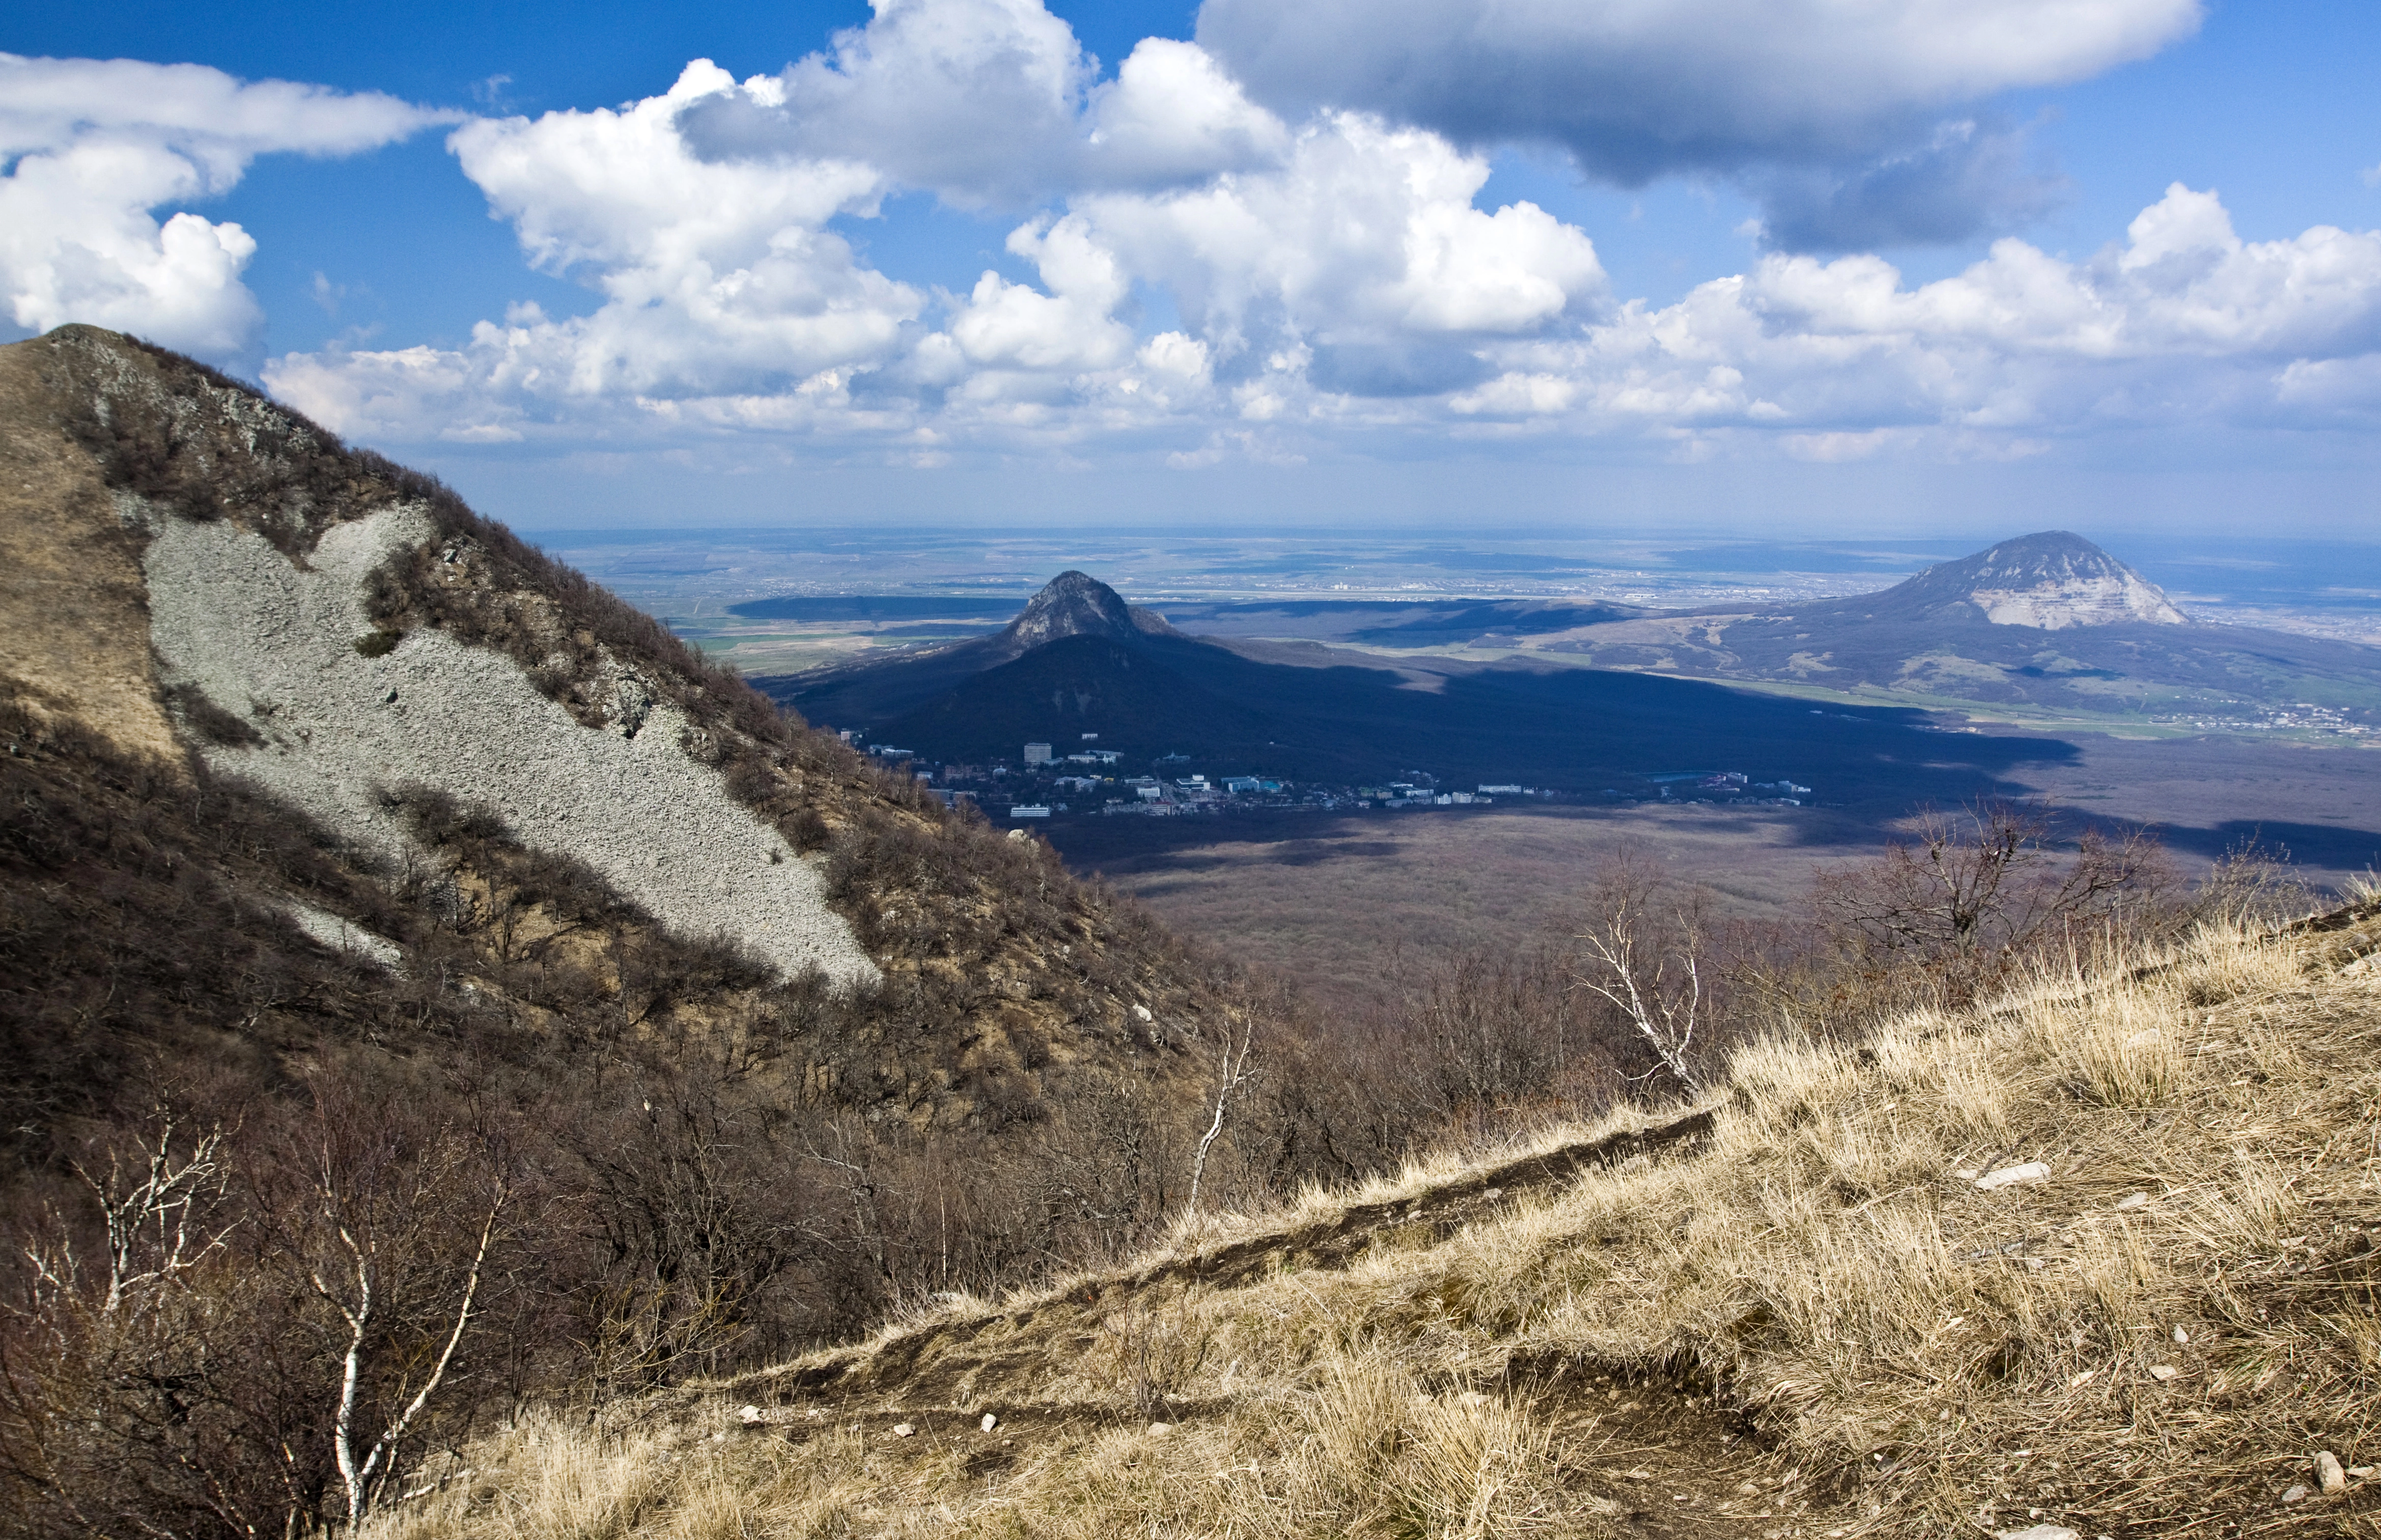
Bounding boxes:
1863 530 2190 630
996 570 1179 654
2 325 1222 1105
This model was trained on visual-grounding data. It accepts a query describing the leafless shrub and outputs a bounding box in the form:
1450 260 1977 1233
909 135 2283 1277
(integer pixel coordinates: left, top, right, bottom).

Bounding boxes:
1101 1282 1213 1420
1810 798 2175 1014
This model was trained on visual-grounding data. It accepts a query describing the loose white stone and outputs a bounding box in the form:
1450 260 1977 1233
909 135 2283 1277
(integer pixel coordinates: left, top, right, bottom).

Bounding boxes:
284 898 403 970
1975 1163 2052 1192
143 509 876 988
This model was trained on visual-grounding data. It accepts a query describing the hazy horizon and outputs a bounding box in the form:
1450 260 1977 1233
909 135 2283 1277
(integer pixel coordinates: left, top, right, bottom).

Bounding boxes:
532 525 2381 650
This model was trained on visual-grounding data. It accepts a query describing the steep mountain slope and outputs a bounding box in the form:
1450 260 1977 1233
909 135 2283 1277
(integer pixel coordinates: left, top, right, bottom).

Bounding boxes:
370 905 2381 1537
789 570 1179 729
0 331 1249 1525
1803 530 2189 629
2 325 1222 1100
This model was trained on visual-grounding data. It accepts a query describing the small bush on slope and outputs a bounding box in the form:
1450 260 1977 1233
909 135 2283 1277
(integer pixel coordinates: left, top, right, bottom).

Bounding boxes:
371 910 2381 1536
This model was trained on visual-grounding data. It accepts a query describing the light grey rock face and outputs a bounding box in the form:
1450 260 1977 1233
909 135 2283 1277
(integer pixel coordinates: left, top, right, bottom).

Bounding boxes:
999 571 1178 651
144 506 877 989
1908 531 2189 629
1967 570 2188 629
284 899 405 971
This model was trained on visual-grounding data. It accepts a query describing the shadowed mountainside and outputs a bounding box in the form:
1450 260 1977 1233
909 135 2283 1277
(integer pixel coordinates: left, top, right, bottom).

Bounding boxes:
0 330 1262 1537
765 571 2078 798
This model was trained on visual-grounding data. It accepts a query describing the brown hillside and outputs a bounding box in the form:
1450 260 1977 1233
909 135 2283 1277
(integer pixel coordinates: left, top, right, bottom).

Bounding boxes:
1 326 1224 1125
0 329 1282 1538
371 907 2381 1537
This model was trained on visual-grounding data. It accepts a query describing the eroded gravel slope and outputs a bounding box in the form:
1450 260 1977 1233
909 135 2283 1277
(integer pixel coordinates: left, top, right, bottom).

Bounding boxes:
144 505 877 987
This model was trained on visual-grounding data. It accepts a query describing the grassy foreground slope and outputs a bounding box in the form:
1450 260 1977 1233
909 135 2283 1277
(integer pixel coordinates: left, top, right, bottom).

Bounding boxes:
377 907 2381 1538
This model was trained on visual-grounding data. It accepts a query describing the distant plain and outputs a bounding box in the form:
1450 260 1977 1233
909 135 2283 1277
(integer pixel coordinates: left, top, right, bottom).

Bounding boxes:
551 526 2381 674
556 526 2381 991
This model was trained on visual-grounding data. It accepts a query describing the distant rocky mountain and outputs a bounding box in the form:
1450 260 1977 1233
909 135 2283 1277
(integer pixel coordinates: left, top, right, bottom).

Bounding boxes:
1000 569 1180 651
1516 531 2380 716
1071 532 2374 724
765 571 2069 800
765 530 2381 784
786 570 1176 730
1842 531 2189 629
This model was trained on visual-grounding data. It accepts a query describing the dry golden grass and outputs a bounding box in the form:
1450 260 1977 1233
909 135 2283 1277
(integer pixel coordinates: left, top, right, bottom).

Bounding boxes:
373 907 2381 1537
0 337 185 766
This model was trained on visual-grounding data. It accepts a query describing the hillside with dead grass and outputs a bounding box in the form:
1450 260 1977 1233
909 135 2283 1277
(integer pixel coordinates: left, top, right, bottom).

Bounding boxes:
373 902 2381 1537
0 329 1263 1536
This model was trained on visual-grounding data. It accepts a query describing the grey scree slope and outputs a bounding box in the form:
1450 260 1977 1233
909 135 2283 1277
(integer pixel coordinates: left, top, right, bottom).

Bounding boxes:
144 506 878 989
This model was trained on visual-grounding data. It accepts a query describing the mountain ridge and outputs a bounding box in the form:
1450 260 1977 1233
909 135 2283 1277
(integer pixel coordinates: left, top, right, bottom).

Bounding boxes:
770 569 2075 801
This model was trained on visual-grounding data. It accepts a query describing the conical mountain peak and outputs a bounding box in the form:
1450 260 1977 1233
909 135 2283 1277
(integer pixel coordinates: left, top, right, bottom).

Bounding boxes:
1001 571 1177 649
1874 531 2189 629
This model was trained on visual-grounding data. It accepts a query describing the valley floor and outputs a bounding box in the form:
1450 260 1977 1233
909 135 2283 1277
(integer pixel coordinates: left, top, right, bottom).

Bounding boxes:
1047 732 2381 1012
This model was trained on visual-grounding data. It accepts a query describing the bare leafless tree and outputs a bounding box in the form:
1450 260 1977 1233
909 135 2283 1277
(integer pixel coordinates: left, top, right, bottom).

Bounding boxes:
272 1074 514 1532
1572 856 1714 1097
22 1110 234 1322
2 1109 248 1540
1186 1015 1257 1218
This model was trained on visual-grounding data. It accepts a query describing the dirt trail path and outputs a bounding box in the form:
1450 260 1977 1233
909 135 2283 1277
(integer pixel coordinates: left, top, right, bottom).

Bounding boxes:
727 1106 1872 1535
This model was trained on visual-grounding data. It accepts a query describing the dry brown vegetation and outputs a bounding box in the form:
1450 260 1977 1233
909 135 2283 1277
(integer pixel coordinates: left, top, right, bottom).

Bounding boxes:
360 905 2381 1538
0 328 1266 1537
7 328 2374 1535
0 331 184 762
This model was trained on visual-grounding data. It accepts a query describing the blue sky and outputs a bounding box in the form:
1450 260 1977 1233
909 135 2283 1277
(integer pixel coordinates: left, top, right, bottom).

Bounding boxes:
5 2 2379 536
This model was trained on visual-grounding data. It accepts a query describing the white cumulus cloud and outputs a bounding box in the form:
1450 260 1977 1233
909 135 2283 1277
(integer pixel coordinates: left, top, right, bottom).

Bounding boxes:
1070 113 1605 398
0 53 448 359
443 60 920 400
1448 183 2381 453
254 5 2380 474
676 0 1092 207
269 23 1606 452
1196 0 2201 248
